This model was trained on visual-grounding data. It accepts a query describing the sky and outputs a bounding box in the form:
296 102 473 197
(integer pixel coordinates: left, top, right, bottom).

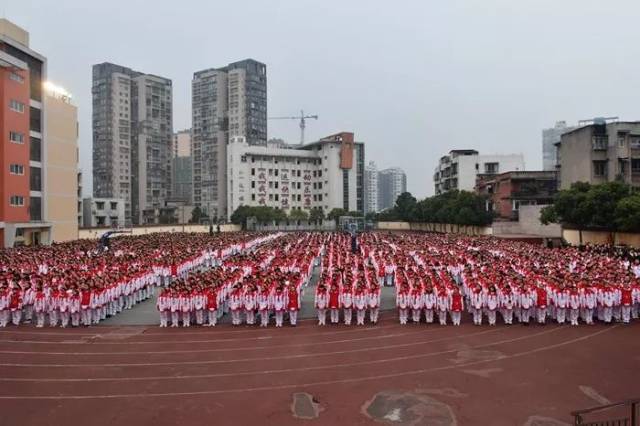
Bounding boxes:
6 0 640 198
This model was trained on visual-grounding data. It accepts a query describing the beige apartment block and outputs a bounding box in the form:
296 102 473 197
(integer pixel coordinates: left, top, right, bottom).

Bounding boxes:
44 83 79 242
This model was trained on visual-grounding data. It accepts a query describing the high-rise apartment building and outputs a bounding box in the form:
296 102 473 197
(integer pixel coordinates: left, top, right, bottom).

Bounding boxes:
364 161 378 213
192 59 267 219
0 19 53 247
378 167 407 211
92 63 173 225
542 121 576 171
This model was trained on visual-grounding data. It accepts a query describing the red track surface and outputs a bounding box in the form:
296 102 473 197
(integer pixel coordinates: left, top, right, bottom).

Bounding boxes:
0 316 637 425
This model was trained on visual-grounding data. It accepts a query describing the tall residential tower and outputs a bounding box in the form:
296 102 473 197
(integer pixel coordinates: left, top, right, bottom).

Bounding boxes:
92 63 173 225
192 59 267 219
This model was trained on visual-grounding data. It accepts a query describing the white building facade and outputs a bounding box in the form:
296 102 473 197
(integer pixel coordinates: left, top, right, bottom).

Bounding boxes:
378 167 407 211
364 161 378 213
226 132 364 220
434 150 525 194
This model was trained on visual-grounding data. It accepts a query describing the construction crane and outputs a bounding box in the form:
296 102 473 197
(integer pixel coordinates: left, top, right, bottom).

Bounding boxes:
268 110 318 145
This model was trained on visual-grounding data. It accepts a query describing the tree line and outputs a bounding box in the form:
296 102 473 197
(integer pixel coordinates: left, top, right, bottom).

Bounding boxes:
540 181 640 232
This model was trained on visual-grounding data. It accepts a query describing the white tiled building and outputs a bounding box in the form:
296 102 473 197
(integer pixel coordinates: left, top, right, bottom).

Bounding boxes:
434 150 525 195
226 132 365 220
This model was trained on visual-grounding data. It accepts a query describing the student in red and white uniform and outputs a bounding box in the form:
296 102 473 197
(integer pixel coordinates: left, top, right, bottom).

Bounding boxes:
580 283 596 325
485 287 499 326
192 286 206 326
368 282 381 324
410 283 424 324
470 285 485 326
59 289 71 328
287 282 300 326
244 284 258 326
535 283 549 324
69 289 81 327
396 283 410 325
328 283 341 324
169 288 180 327
555 285 568 325
499 285 515 325
354 283 368 325
621 283 633 324
341 283 354 326
156 288 170 327
423 285 437 324
48 286 60 327
315 283 329 326
229 284 244 326
9 286 23 326
450 287 464 326
602 286 615 323
568 285 581 326
80 285 92 326
0 285 9 327
179 288 192 327
273 285 287 327
205 285 219 327
33 285 47 328
257 283 271 328
436 286 449 326
519 285 534 325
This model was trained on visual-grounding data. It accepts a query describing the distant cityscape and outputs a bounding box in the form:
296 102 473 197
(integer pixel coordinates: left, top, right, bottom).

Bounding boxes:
0 18 637 247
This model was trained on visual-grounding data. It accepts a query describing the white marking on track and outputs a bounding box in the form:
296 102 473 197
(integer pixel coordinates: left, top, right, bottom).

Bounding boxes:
579 385 611 405
0 327 504 367
0 327 450 355
0 325 616 399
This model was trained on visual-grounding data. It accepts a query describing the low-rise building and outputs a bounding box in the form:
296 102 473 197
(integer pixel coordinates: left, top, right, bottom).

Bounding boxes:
476 171 558 220
434 150 525 195
557 120 640 189
226 132 365 220
82 197 125 228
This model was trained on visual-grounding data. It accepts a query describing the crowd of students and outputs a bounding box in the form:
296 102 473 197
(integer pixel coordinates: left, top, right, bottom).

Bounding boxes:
2 230 640 329
156 233 323 327
0 232 272 327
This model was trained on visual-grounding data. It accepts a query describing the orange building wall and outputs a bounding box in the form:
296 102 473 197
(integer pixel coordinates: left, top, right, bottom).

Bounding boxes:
0 67 31 224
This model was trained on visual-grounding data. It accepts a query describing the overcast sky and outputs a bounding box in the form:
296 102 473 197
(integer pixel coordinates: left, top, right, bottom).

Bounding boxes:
7 0 640 198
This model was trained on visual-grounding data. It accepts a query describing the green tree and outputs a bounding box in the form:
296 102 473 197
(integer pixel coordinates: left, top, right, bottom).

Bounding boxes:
394 192 417 221
327 208 347 223
289 209 309 221
615 194 640 232
309 207 325 223
230 205 252 226
190 206 207 224
347 210 364 217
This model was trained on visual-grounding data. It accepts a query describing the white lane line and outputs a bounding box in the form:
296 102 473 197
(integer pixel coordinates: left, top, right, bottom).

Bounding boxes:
0 327 454 355
0 327 506 368
0 326 564 382
0 326 616 399
0 321 401 341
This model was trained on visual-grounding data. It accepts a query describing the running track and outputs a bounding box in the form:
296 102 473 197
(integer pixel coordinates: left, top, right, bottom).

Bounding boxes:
0 317 638 425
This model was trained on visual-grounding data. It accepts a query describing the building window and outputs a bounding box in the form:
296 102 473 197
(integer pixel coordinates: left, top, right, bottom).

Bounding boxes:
343 170 349 210
274 169 278 176
592 136 608 150
30 167 42 191
9 99 25 113
275 182 279 189
9 164 24 175
9 195 24 206
275 194 279 201
484 162 499 174
30 107 41 132
593 160 607 177
251 194 256 201
632 159 640 173
318 194 323 202
9 131 24 144
96 201 105 210
251 168 255 176
30 196 42 221
110 202 118 210
9 72 24 83
251 181 255 189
